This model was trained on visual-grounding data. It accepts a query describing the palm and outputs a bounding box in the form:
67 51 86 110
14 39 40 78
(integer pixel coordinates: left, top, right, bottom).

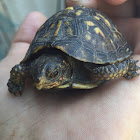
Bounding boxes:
0 1 140 139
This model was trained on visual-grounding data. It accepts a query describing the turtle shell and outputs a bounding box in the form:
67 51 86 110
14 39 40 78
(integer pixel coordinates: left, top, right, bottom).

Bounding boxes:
21 5 133 64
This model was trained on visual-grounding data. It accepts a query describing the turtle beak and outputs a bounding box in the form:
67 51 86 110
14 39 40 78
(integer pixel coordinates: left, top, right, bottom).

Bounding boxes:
35 83 42 90
35 81 44 90
35 76 60 90
35 76 46 90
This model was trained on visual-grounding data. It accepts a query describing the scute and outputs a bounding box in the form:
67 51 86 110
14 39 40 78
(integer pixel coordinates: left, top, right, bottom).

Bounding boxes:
21 5 133 64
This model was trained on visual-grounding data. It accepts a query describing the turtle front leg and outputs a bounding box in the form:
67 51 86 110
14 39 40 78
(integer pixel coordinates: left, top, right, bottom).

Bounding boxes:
7 64 29 95
88 58 140 81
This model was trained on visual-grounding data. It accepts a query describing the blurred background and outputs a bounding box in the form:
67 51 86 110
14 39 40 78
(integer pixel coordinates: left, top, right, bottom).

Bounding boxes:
0 0 65 60
0 0 139 60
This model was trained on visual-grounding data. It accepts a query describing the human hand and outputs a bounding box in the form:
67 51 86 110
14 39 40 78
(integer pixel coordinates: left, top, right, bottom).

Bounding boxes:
0 0 140 139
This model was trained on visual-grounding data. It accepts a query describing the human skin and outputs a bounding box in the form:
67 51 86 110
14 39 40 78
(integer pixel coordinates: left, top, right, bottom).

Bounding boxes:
0 0 140 139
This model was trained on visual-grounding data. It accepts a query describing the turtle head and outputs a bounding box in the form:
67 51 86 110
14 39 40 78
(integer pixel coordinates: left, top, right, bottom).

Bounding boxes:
30 54 72 90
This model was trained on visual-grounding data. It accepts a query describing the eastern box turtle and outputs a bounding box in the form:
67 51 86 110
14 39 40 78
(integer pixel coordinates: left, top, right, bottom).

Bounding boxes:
7 5 140 95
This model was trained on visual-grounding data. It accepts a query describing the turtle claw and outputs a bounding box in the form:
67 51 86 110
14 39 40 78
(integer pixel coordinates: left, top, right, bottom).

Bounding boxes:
124 59 140 79
136 66 140 70
7 80 24 96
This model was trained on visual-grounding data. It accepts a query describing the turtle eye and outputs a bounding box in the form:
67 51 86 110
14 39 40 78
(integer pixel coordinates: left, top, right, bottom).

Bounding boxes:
46 66 60 80
49 69 59 79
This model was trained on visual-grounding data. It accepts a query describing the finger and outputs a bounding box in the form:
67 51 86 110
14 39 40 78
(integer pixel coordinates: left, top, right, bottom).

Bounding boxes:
9 12 47 59
66 0 100 8
99 0 135 17
66 0 134 17
113 18 140 54
103 0 127 5
13 12 47 44
66 0 126 7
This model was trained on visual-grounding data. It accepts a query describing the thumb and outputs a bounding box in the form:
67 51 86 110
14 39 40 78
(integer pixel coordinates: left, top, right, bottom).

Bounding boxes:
66 0 126 8
9 12 47 59
66 0 100 8
103 0 127 5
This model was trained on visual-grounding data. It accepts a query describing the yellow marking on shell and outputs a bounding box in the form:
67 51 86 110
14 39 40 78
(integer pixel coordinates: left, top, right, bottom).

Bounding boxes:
55 45 63 50
104 19 111 27
94 27 105 38
85 34 91 41
72 83 99 89
94 16 100 20
54 20 62 37
85 21 95 31
38 25 44 30
76 10 83 16
96 13 111 27
65 7 74 10
114 73 117 77
123 70 127 75
110 39 116 49
96 13 105 19
114 27 121 38
119 70 122 74
111 77 115 79
114 27 119 32
65 21 70 26
43 32 50 38
55 45 70 54
50 24 55 29
85 21 95 26
55 12 62 17
67 28 73 36
33 46 44 54
113 33 118 39
109 74 113 77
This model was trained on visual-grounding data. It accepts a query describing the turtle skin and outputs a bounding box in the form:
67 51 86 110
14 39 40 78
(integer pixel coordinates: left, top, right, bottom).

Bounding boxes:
7 5 140 95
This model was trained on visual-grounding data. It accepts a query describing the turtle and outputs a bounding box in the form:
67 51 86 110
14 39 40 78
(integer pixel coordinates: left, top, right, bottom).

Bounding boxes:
7 5 140 95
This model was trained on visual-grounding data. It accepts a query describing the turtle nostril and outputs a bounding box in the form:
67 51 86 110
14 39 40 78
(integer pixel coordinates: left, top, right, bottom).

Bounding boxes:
34 78 40 83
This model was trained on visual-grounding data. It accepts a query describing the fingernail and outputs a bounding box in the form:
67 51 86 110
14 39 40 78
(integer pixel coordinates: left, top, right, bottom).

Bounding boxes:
66 0 98 8
71 0 88 4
